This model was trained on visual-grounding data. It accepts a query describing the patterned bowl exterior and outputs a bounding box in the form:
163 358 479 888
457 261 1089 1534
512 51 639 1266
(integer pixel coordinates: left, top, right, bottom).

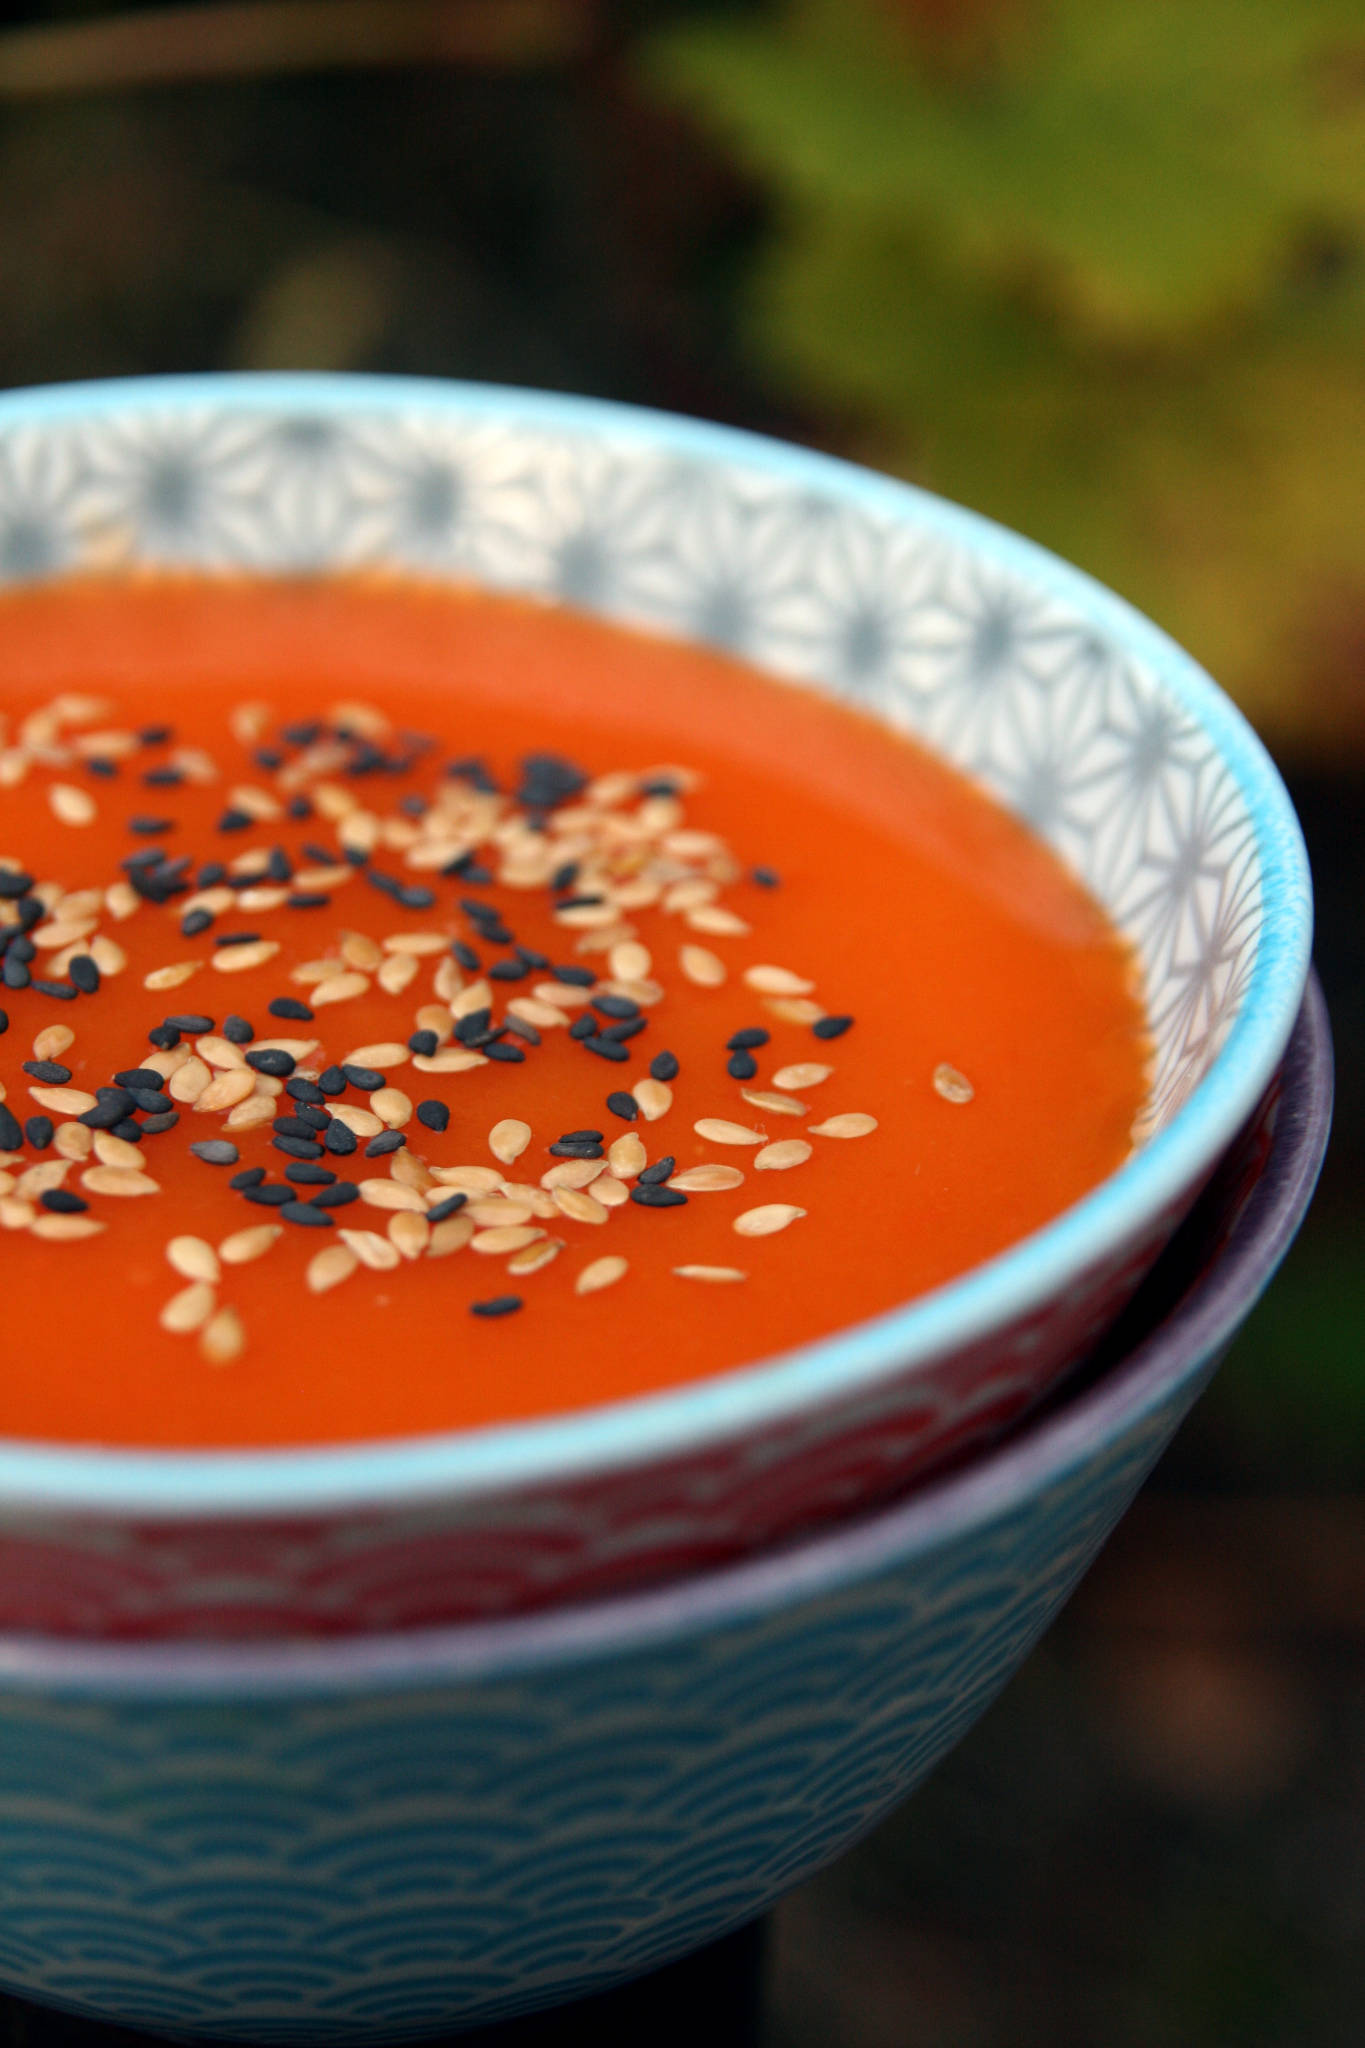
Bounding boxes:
0 376 1313 1636
0 980 1331 2042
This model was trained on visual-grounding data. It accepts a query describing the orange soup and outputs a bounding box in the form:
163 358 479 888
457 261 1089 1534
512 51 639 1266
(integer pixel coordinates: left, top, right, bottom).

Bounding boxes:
0 575 1148 1448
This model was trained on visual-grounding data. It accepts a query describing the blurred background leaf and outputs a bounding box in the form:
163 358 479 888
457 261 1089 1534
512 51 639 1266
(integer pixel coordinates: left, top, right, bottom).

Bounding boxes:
641 0 1365 748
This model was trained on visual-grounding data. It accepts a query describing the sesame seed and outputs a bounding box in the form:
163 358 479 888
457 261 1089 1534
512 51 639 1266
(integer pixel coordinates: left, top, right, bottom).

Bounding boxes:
629 1183 687 1208
773 1062 833 1090
416 1100 449 1133
649 1050 680 1082
307 1244 358 1293
161 1282 216 1334
606 1091 638 1122
680 945 726 987
933 1063 975 1104
670 1163 745 1192
281 1201 334 1227
727 1051 758 1081
693 1118 765 1146
228 1167 265 1190
470 1295 523 1317
489 1118 532 1166
673 1264 747 1283
218 1223 282 1264
200 1306 246 1364
754 1139 812 1172
269 997 314 1021
637 1156 676 1186
807 1113 877 1138
733 1203 806 1236
576 1254 628 1296
812 1014 854 1040
189 1140 240 1167
633 1077 672 1122
740 1089 807 1117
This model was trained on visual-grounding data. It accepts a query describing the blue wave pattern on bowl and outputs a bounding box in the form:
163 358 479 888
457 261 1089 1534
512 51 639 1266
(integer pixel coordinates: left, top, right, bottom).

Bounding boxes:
0 1392 1199 2041
0 972 1330 2044
0 379 1299 1135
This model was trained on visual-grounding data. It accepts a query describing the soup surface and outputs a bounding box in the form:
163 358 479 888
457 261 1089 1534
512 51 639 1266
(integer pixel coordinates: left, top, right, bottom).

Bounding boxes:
0 576 1148 1448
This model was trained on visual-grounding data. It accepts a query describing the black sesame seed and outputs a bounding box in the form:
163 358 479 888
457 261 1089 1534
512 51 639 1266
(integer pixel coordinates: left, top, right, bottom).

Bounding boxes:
552 963 596 987
285 1162 336 1185
365 1130 406 1157
147 1024 180 1050
650 1050 680 1082
812 1014 854 1040
129 815 174 836
281 1200 334 1227
629 1183 688 1208
317 1065 347 1096
0 1105 21 1150
601 1017 646 1043
189 1140 239 1166
408 1030 439 1057
0 1008 6 1034
726 1028 770 1050
592 994 639 1020
341 1064 386 1093
471 1295 523 1318
426 1192 468 1223
273 1115 320 1141
215 931 262 949
218 808 253 832
180 909 215 938
451 941 481 972
487 958 529 982
727 1051 759 1081
273 1135 324 1161
139 723 173 746
416 1100 449 1133
197 863 227 888
79 1100 135 1130
583 1035 629 1063
504 1015 541 1046
485 1040 525 1063
515 946 551 971
24 1116 53 1150
243 1184 293 1207
112 1119 145 1143
32 979 78 1001
164 1013 214 1032
323 1120 357 1156
292 1104 329 1132
285 1076 326 1105
247 1048 295 1078
229 1166 266 1190
41 1188 88 1214
114 1068 167 1090
88 757 118 779
561 1129 604 1143
550 861 578 893
637 1156 677 1185
454 1009 492 1047
310 1181 360 1207
5 958 32 990
23 1060 72 1084
268 997 314 1021
129 1089 174 1113
751 866 781 888
0 871 33 900
568 1013 596 1041
265 847 293 883
287 892 330 910
142 1112 182 1136
548 1140 604 1160
606 1091 639 1122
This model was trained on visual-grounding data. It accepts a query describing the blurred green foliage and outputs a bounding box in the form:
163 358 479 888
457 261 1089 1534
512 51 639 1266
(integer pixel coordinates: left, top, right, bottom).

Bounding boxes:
641 0 1365 745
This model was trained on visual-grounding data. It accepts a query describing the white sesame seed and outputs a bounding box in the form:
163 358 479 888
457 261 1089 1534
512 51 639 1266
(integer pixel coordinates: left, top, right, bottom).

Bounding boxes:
218 1223 282 1265
807 1113 878 1138
489 1118 532 1166
144 962 201 992
680 944 726 987
933 1063 975 1104
49 783 96 826
576 1254 628 1296
338 1227 402 1271
773 1063 834 1091
307 1243 359 1294
733 1203 807 1237
211 939 281 975
670 1163 746 1191
161 1282 216 1334
200 1306 246 1365
167 1236 221 1284
754 1139 813 1172
673 1265 747 1283
743 964 814 996
693 1118 765 1146
633 1077 673 1121
740 1089 807 1116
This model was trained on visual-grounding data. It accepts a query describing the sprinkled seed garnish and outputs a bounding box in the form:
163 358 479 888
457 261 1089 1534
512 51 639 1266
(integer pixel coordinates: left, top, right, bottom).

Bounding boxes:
94 1131 145 1170
576 1254 627 1295
144 962 201 991
167 1236 221 1283
933 1062 974 1103
812 1013 854 1040
338 1227 401 1271
489 1117 532 1165
80 1165 160 1197
743 964 814 996
807 1113 878 1138
633 1077 673 1121
670 1163 746 1192
507 1236 561 1275
740 1089 807 1117
471 1223 544 1255
466 1198 533 1226
218 1223 282 1265
540 1157 607 1190
196 1069 258 1113
686 904 750 937
388 1211 431 1261
28 1085 97 1115
32 1025 75 1061
553 1185 610 1226
307 1243 358 1293
607 1131 646 1179
200 1306 245 1364
470 1295 523 1318
50 783 97 827
591 1174 630 1208
773 1062 833 1091
733 1204 807 1237
680 945 726 987
754 1139 813 1172
309 970 370 1006
345 1041 409 1068
694 1118 765 1146
766 996 824 1026
674 1265 747 1283
427 1215 475 1258
372 1088 414 1128
161 1282 216 1333
357 1178 426 1213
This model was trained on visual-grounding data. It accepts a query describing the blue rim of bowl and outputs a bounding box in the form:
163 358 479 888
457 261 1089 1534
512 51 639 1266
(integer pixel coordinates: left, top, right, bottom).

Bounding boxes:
0 975 1330 1695
0 373 1315 1517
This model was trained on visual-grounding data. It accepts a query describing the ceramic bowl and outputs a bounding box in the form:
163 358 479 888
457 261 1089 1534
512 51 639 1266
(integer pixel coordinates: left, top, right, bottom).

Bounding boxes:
0 375 1312 1635
0 977 1330 2042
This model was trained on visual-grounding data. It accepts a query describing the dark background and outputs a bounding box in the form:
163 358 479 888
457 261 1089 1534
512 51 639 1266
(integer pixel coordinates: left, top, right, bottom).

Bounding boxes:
0 4 1361 2043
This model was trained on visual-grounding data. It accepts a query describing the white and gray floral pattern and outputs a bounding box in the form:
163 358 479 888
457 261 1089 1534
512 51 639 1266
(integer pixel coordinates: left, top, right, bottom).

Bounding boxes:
0 390 1280 1135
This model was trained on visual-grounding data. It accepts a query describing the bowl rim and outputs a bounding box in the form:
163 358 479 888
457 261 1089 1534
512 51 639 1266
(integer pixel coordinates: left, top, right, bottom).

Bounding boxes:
0 371 1315 1516
0 975 1330 1695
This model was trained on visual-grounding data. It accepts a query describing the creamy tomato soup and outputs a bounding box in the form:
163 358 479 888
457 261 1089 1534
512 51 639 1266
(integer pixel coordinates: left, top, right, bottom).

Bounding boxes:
0 576 1148 1448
